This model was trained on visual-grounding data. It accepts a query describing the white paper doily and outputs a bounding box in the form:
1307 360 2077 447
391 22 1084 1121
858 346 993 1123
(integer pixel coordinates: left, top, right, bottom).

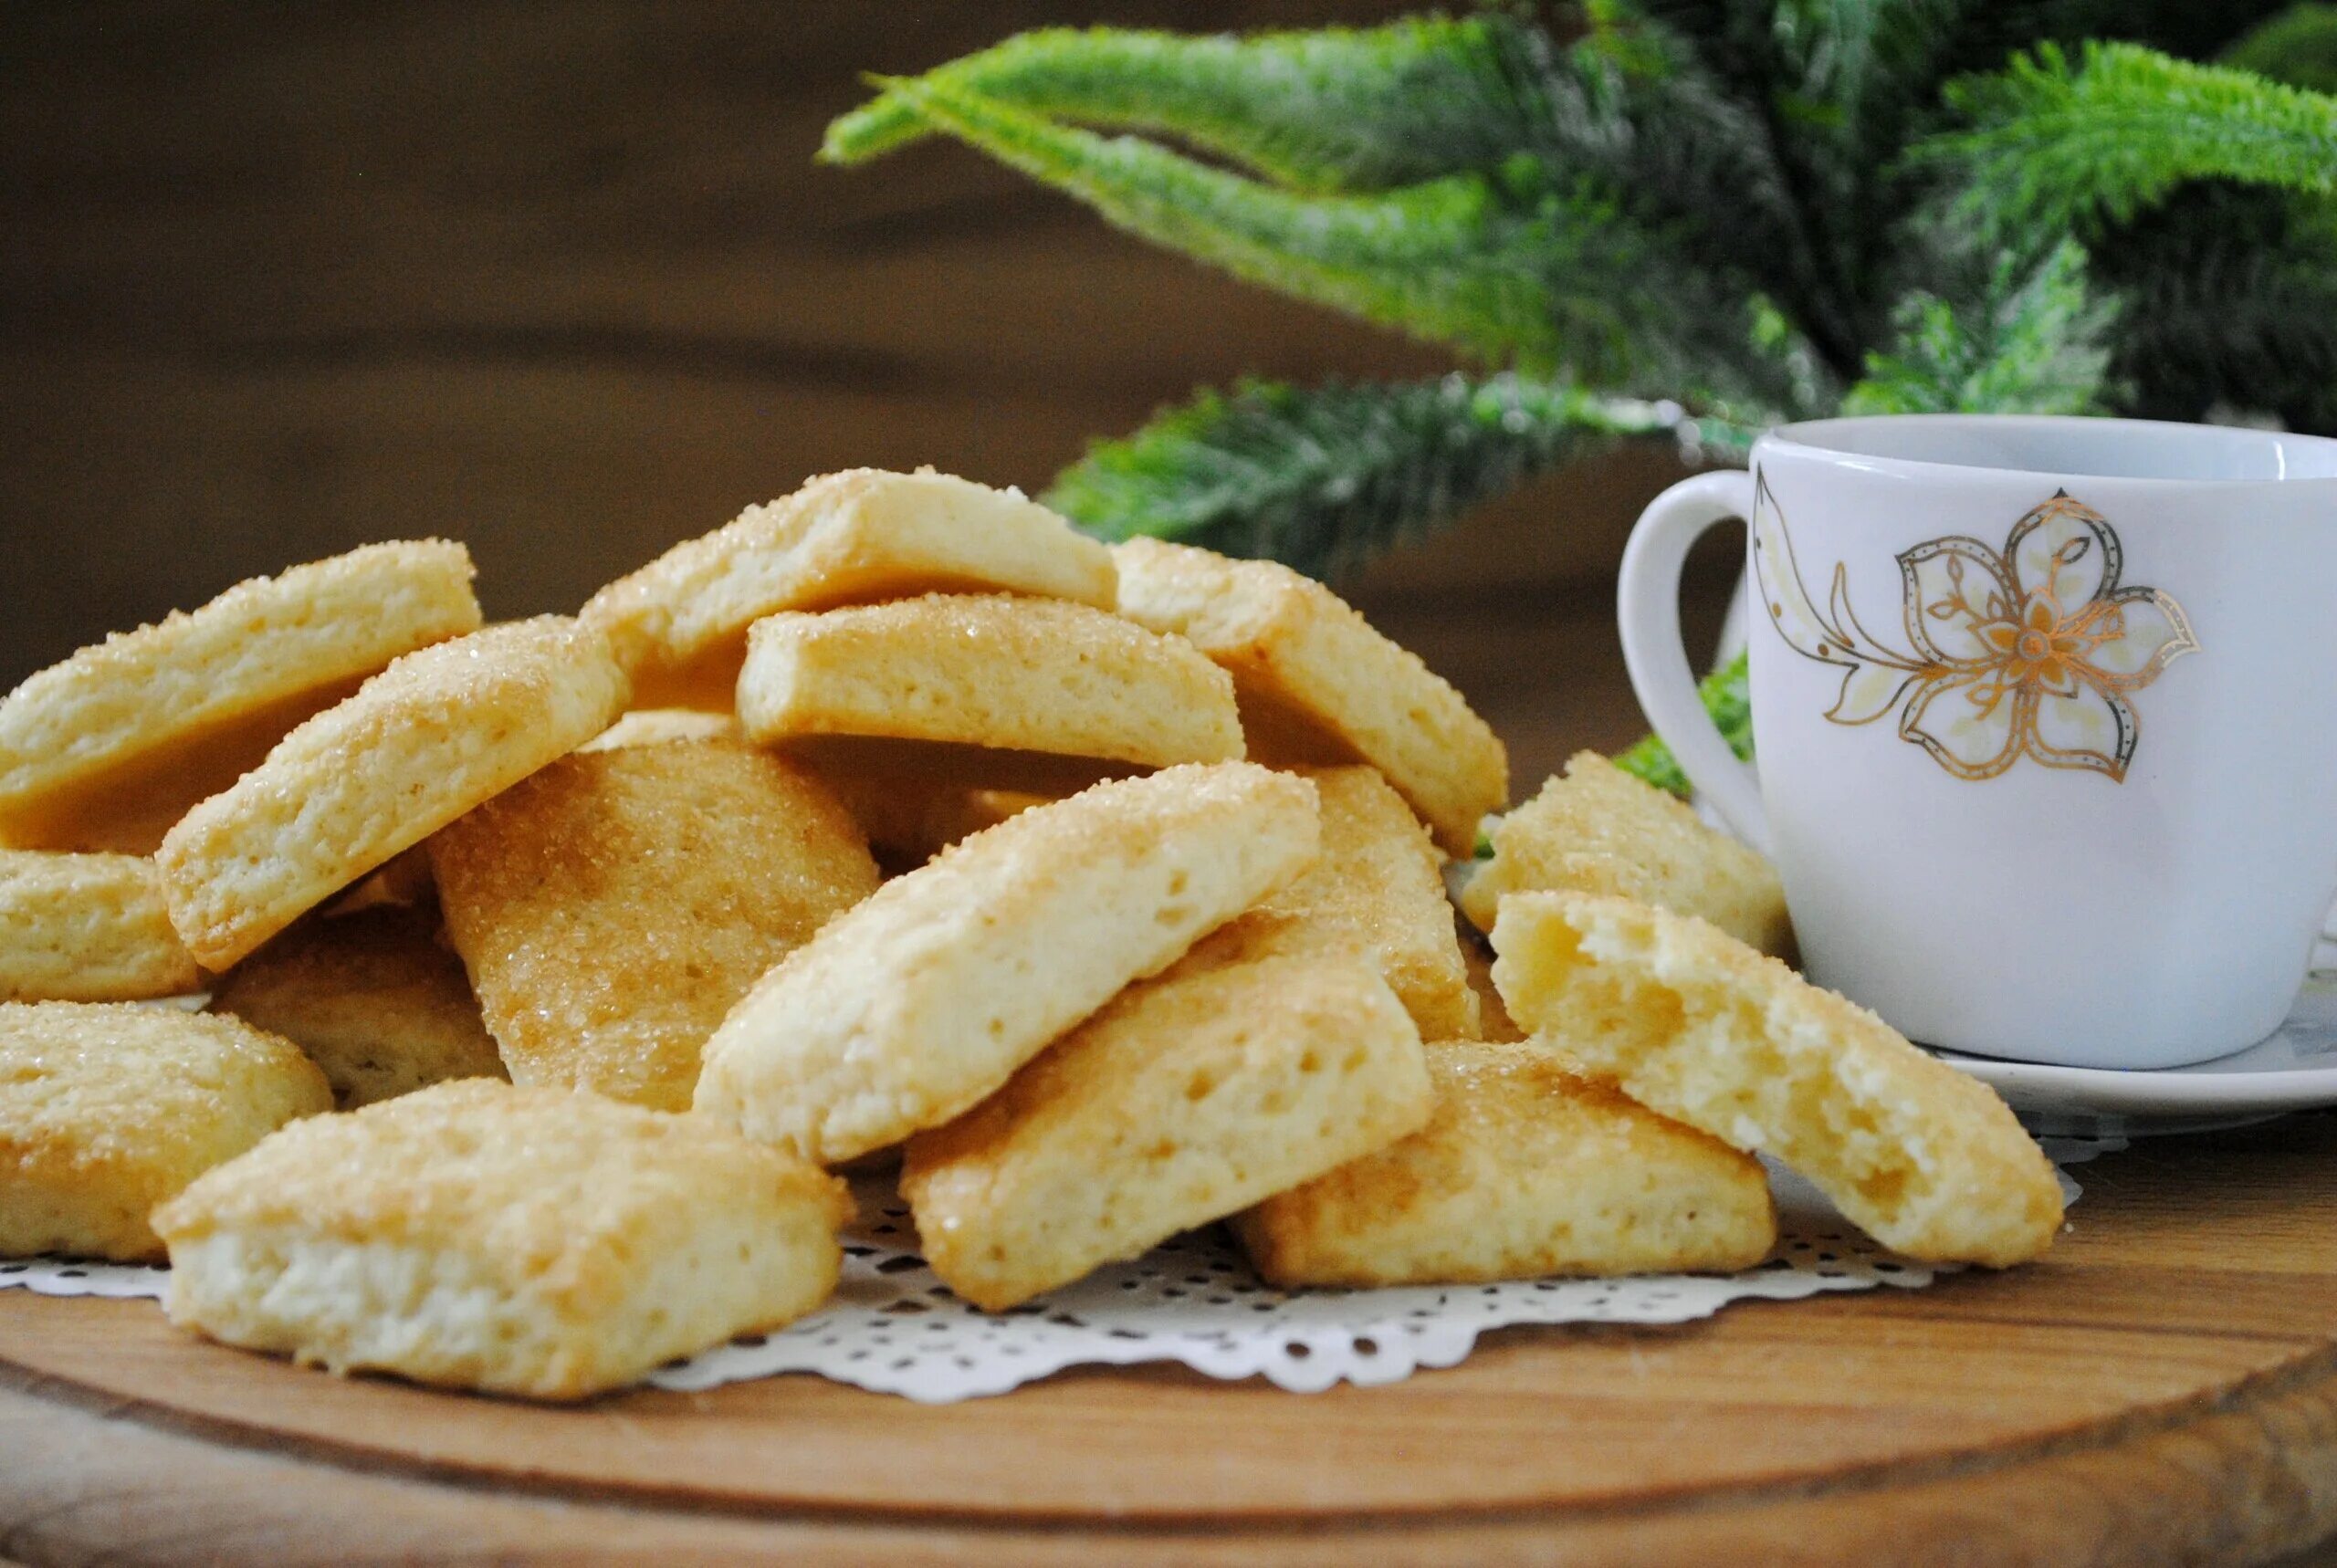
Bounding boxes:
1 1140 2112 1403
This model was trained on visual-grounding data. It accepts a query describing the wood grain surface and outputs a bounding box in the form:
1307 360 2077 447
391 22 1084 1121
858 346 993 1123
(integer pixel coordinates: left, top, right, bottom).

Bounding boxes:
7 1114 2337 1565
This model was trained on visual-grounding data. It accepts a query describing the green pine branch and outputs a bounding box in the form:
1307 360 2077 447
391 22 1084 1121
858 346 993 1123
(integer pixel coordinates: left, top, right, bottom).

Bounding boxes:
1613 649 1752 798
823 18 1554 193
865 76 1769 392
1046 374 1745 581
1917 41 2337 235
1843 238 2117 416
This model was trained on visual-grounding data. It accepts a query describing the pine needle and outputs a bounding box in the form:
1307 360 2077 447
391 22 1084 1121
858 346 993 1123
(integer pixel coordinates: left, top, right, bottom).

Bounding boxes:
1045 374 1732 581
822 19 1555 193
1918 40 2337 235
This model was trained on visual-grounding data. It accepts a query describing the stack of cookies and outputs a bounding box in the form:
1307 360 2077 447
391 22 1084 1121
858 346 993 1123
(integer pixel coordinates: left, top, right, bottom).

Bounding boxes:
0 467 2063 1401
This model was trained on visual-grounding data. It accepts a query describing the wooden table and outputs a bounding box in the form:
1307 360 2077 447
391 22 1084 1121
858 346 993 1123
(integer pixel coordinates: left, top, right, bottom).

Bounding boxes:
6 1115 2337 1565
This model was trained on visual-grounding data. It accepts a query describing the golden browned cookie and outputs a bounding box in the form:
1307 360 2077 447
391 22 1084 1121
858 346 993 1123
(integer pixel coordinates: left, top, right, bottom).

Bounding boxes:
0 541 480 854
1109 537 1504 855
157 617 630 970
904 955 1432 1311
1461 751 1792 956
1491 892 2063 1267
736 592 1243 770
152 1080 850 1401
1177 765 1476 1040
0 1001 330 1260
209 906 504 1109
1232 1038 1775 1287
695 761 1321 1166
428 739 880 1111
583 467 1117 706
0 850 203 1002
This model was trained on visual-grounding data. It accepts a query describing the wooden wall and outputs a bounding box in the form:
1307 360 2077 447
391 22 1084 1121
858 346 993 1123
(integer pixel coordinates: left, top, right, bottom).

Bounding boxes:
0 2 1730 784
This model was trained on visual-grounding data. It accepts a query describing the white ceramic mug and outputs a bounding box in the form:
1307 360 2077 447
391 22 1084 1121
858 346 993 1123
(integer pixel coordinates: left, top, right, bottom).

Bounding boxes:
1619 414 2337 1068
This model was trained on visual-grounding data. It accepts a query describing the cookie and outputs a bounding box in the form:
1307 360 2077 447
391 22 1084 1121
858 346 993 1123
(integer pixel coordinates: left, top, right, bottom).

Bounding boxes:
736 593 1243 770
1179 766 1476 1040
1490 892 2063 1266
0 1001 330 1260
904 956 1431 1311
209 906 504 1109
583 467 1117 706
157 617 630 970
1462 751 1792 956
1109 537 1504 854
695 761 1320 1166
428 739 880 1111
1232 1038 1774 1287
152 1080 849 1401
0 850 202 1002
0 541 480 854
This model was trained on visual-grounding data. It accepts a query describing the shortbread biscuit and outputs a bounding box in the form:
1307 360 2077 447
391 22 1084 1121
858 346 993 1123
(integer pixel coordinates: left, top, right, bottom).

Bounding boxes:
1179 766 1475 1039
1233 1038 1774 1287
0 851 202 1001
429 740 880 1111
1462 752 1792 956
1491 892 2062 1266
0 1002 330 1260
210 907 504 1109
0 542 480 854
905 956 1431 1311
1109 538 1504 854
584 468 1117 706
157 617 630 970
696 762 1320 1166
152 1080 849 1401
737 593 1243 770
577 707 739 752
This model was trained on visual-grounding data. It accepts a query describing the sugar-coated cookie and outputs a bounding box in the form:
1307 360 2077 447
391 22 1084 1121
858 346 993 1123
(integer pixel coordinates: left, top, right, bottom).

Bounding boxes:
737 592 1242 770
1462 752 1791 956
157 617 630 969
1109 538 1504 854
429 739 879 1111
584 467 1116 706
152 1080 849 1401
0 850 202 1002
1179 766 1475 1040
905 955 1431 1311
0 1001 330 1260
0 541 479 854
695 762 1320 1166
1234 1038 1774 1287
210 906 504 1109
1491 892 2062 1266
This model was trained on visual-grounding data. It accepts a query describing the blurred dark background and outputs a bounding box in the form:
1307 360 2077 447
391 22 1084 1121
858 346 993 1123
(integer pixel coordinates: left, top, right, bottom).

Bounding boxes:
1 2 1731 785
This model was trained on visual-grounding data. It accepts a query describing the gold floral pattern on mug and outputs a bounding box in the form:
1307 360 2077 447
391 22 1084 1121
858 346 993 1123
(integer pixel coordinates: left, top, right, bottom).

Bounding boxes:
1752 472 2200 781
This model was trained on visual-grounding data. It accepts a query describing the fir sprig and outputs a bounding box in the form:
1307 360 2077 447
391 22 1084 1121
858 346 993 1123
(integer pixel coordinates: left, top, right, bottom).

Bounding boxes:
823 20 1555 193
1047 374 1737 580
1919 40 2337 235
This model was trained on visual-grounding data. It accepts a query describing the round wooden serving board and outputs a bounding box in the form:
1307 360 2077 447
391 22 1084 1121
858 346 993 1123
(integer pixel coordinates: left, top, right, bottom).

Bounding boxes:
7 1117 2337 1566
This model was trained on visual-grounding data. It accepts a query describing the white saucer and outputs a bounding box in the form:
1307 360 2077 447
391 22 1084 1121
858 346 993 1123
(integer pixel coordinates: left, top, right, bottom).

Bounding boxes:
1932 943 2337 1136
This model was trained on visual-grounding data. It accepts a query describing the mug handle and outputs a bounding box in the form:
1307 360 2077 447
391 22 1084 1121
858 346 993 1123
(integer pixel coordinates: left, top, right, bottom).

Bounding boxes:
1616 470 1772 854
